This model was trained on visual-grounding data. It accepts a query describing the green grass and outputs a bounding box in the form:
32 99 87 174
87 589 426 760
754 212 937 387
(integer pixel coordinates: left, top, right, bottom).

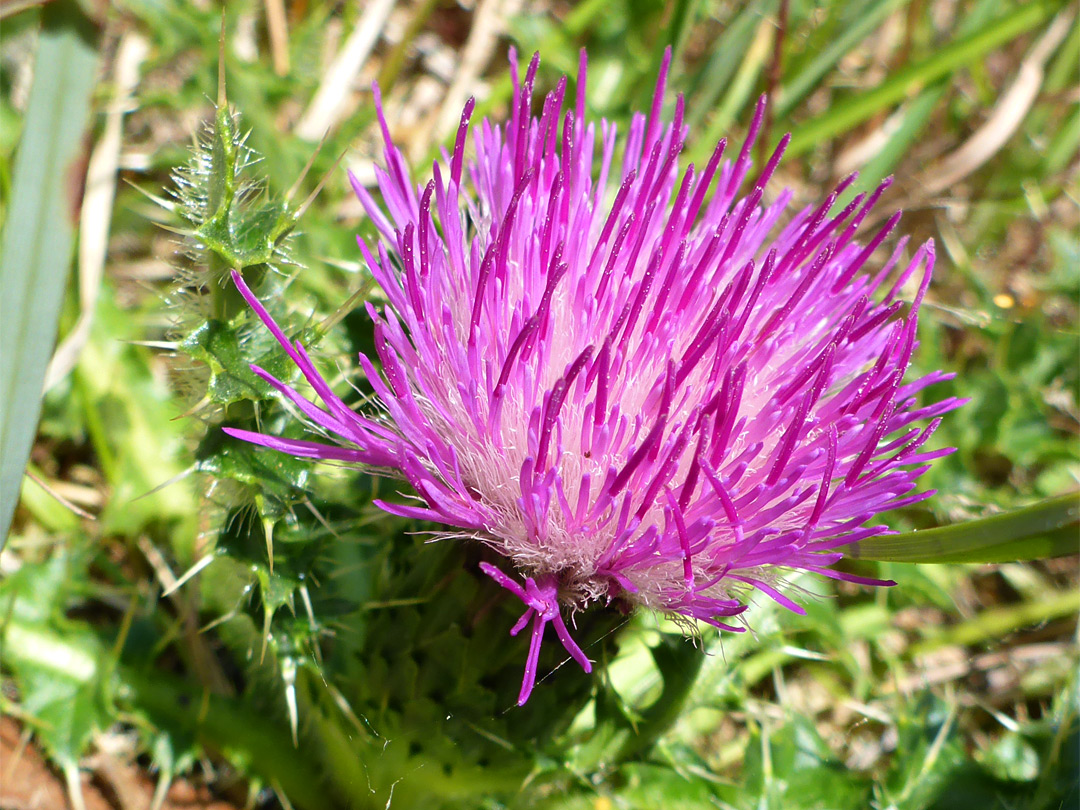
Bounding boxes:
1 1 1077 808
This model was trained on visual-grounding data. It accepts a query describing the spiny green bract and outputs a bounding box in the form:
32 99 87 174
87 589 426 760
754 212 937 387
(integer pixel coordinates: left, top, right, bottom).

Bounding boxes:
170 105 297 284
157 94 644 808
161 95 323 748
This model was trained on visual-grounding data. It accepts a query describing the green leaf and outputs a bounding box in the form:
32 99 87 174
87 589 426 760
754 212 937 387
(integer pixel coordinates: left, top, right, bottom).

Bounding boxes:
9 636 108 767
850 494 1079 563
616 762 727 809
0 1 99 548
0 553 113 770
733 713 872 810
981 732 1041 782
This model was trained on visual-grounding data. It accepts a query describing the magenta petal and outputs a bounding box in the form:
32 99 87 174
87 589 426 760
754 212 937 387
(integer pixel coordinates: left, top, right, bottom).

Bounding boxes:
222 427 367 462
517 613 547 706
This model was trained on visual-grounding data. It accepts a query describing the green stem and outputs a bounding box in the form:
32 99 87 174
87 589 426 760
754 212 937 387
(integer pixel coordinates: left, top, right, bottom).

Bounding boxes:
617 637 705 760
123 664 330 810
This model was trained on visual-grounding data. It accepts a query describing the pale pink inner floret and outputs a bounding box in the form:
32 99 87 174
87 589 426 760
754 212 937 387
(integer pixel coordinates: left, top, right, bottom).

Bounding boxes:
227 48 962 705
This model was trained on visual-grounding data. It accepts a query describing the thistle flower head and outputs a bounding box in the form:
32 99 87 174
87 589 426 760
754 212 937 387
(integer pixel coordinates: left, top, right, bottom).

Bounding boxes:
227 49 962 705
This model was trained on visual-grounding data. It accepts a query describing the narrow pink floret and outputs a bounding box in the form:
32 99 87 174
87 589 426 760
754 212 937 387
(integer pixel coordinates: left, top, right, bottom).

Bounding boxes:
229 48 961 704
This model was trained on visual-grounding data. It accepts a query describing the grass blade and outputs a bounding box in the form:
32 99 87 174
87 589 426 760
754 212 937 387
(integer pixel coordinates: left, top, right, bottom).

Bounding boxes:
786 0 1065 156
774 0 905 119
689 13 775 164
685 1 777 131
0 1 99 547
850 494 1080 563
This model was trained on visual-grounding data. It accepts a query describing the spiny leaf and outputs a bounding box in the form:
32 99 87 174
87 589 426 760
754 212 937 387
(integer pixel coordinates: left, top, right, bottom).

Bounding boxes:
181 318 291 404
196 429 310 516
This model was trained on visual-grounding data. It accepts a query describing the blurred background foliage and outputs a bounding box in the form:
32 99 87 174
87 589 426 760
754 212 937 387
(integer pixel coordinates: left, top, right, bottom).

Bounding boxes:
0 0 1077 808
